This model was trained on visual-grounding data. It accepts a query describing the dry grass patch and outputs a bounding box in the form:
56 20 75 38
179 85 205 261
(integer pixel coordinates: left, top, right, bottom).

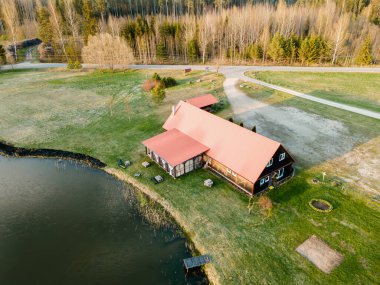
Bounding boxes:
296 235 344 274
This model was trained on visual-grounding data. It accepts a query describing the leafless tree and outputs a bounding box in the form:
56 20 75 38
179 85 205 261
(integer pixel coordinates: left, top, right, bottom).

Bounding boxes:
0 0 19 60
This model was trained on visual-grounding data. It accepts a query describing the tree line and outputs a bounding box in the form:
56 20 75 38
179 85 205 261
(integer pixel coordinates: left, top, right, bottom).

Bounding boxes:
0 0 379 66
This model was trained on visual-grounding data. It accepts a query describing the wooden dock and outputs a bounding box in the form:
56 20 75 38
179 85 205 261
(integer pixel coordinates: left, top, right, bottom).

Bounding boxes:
183 254 211 270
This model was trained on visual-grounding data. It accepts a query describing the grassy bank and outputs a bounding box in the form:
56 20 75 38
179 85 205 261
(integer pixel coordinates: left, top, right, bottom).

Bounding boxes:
248 71 380 113
1 69 379 284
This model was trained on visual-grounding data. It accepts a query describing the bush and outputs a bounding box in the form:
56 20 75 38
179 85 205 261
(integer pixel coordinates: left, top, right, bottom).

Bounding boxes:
258 196 273 217
152 72 161 81
67 59 74 69
151 85 166 103
161 76 177 88
67 59 82 70
143 79 159 91
73 60 82 69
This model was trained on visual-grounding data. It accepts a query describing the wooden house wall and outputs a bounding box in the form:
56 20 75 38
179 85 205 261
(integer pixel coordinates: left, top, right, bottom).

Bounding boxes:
204 155 254 193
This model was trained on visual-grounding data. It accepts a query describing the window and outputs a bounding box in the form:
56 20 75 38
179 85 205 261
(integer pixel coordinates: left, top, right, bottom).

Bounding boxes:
279 152 286 161
194 156 202 168
260 176 270 186
277 168 284 179
232 171 237 177
176 163 185 177
227 168 232 174
266 158 273 167
185 159 194 173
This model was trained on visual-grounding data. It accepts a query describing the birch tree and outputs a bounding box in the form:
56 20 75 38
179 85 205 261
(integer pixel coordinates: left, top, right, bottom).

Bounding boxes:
0 0 19 61
48 0 68 61
331 13 350 64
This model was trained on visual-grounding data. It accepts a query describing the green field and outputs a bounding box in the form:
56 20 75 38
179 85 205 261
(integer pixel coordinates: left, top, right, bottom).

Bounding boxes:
249 71 380 113
1 69 379 284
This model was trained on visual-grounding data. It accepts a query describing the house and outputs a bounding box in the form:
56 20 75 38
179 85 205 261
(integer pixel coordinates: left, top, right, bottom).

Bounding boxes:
185 94 219 111
142 101 294 195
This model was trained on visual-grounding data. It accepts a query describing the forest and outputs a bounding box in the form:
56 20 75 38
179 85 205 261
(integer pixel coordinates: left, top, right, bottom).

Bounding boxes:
0 0 379 66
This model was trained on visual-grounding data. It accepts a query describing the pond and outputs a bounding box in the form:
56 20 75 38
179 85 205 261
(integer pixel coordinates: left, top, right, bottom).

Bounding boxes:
0 156 207 285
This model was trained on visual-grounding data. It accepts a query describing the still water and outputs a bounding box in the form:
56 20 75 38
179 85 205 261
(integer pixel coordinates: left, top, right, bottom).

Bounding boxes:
0 156 207 285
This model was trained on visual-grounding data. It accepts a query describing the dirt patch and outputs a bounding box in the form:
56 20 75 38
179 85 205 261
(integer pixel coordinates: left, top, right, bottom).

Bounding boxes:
0 141 106 168
313 137 380 196
311 200 330 210
296 235 344 273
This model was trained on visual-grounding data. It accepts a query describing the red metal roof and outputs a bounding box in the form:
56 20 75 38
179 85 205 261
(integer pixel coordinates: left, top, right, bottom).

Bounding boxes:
186 94 219 108
163 101 282 183
142 128 209 166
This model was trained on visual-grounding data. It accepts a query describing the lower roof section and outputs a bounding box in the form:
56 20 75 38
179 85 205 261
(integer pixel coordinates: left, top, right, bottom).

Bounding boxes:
142 128 209 166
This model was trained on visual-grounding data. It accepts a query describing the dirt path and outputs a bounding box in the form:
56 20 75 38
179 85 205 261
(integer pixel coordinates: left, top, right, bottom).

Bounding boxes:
240 74 380 119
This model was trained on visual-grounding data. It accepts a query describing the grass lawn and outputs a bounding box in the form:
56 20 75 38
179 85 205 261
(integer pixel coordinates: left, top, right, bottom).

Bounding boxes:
247 71 380 113
1 69 379 284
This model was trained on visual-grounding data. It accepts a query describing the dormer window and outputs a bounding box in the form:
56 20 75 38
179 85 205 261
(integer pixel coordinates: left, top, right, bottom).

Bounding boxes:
279 152 286 161
266 158 273 167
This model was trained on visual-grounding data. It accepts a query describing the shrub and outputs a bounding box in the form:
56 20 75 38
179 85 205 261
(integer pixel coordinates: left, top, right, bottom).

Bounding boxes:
67 59 74 69
258 196 273 217
143 79 159 91
152 72 161 81
151 85 166 103
73 60 82 69
161 76 177 88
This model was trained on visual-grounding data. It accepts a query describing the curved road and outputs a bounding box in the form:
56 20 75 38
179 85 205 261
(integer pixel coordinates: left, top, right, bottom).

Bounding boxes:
2 62 380 119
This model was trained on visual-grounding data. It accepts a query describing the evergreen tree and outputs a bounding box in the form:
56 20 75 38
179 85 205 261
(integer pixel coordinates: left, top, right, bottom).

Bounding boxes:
83 0 98 44
156 42 168 61
187 38 200 62
355 35 374 65
0 44 6 65
267 33 286 62
37 7 53 44
247 43 263 62
299 35 329 64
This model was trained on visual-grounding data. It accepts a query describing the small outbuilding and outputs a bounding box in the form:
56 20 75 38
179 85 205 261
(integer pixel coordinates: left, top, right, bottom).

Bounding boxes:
186 94 219 111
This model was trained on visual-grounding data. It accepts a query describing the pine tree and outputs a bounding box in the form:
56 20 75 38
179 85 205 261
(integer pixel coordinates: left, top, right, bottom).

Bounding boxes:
267 33 286 62
156 42 168 61
37 7 53 44
355 35 374 65
187 38 200 62
248 43 263 62
299 35 329 65
83 0 98 44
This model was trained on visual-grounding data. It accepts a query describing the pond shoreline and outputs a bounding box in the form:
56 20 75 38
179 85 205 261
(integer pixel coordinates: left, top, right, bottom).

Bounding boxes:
0 141 106 168
0 141 214 284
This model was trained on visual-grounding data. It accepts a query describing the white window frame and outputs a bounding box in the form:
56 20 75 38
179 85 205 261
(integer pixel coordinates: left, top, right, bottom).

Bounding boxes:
277 168 284 179
266 158 273 167
265 176 270 182
227 168 232 174
279 152 286 161
232 171 237 177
